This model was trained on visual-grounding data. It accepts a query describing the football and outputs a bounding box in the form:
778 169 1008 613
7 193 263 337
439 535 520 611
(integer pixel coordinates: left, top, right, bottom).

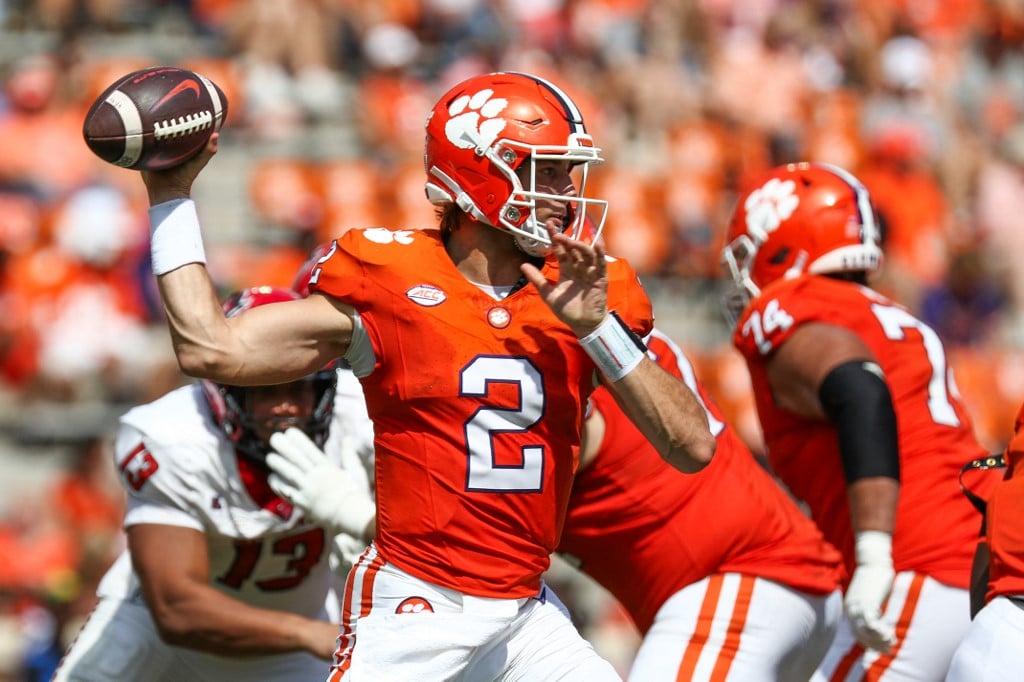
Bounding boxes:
82 66 228 171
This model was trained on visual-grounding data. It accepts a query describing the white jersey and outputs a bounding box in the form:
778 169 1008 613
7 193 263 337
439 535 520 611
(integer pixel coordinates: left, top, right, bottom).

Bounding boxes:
330 366 375 473
109 382 333 617
57 369 374 682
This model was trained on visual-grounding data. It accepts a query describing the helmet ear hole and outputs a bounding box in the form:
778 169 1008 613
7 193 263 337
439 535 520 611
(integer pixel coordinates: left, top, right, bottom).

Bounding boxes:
768 247 791 265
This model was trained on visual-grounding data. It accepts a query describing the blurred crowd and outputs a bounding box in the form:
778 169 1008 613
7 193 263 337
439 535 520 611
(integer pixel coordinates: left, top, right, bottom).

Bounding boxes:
2 0 1024 678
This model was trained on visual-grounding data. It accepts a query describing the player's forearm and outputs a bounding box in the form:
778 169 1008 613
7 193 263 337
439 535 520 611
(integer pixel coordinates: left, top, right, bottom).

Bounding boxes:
607 358 716 473
847 477 899 533
149 588 336 659
156 263 235 379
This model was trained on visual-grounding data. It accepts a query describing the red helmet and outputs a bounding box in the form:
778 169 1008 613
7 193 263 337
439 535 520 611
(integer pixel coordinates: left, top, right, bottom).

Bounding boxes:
721 162 882 323
200 286 337 463
424 71 607 255
291 242 334 298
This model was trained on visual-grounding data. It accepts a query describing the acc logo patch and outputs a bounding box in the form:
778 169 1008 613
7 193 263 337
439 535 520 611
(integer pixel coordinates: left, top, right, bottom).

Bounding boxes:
395 597 434 614
406 285 447 307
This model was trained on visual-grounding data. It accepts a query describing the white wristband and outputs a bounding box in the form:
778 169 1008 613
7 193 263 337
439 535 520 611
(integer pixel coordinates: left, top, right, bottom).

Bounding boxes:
854 531 893 566
148 198 207 275
579 313 645 382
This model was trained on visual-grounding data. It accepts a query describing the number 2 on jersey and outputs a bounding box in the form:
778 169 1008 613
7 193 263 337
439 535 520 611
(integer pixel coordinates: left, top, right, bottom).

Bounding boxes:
461 356 545 492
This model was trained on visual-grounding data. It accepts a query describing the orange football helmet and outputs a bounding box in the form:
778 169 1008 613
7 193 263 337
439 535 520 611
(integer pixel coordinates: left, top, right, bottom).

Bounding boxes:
721 162 882 323
424 71 607 256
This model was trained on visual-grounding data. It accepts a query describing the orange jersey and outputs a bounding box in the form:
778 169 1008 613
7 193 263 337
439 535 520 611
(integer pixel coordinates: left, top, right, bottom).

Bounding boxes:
733 275 991 587
311 227 652 598
987 402 1024 601
559 329 843 633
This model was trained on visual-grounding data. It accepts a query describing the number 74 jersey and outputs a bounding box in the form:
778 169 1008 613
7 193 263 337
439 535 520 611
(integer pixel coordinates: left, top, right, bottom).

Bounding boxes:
732 275 992 588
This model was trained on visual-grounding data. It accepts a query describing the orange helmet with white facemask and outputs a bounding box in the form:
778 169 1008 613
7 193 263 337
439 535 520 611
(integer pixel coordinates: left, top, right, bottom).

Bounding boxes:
720 162 883 324
423 71 607 256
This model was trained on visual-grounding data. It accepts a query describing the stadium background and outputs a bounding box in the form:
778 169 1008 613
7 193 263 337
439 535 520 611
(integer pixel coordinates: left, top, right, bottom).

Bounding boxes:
1 0 1024 678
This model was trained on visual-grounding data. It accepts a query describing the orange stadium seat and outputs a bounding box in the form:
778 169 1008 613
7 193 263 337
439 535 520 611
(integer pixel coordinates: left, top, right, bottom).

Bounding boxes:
384 160 441 230
248 157 324 232
949 346 1024 453
591 168 670 275
314 159 387 240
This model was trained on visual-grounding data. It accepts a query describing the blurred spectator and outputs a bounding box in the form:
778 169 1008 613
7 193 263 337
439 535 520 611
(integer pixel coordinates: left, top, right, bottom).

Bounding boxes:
974 123 1024 332
37 185 172 402
920 248 1008 348
0 54 98 199
415 0 505 79
857 128 952 305
0 184 179 403
0 188 46 391
221 0 347 137
353 22 432 165
49 437 124 582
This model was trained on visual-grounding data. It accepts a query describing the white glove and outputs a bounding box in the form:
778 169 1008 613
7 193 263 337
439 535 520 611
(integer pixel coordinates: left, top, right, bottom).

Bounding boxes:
844 530 897 652
267 427 376 541
329 533 368 578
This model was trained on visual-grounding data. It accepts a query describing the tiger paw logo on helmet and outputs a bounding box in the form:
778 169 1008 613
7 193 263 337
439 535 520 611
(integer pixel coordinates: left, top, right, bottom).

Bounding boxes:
444 89 508 151
744 177 799 239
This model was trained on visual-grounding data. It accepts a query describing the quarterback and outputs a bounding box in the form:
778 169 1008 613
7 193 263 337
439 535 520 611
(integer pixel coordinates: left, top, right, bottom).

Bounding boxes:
134 71 714 680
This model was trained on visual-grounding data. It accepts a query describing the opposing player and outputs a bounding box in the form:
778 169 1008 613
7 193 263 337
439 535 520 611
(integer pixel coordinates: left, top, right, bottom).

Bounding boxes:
721 162 995 680
136 71 715 680
53 287 361 681
946 404 1024 681
560 328 844 681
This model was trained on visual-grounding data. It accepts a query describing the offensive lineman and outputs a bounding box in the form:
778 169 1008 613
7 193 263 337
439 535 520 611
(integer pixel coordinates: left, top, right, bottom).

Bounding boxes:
560 328 844 680
722 162 996 680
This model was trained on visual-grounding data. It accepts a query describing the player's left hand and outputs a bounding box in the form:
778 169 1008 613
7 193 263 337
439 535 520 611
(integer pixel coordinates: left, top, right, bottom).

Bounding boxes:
521 219 608 337
267 428 376 541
